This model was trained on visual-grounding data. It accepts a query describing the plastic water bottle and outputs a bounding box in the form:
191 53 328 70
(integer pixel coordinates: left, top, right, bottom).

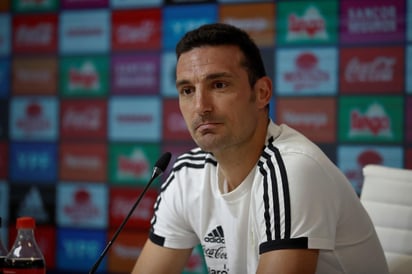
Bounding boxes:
3 217 46 274
0 217 8 274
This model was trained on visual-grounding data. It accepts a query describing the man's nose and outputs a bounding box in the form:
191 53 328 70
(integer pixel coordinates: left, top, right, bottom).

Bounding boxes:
194 89 213 114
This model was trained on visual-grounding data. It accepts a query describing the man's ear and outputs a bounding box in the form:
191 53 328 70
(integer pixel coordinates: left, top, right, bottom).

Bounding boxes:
255 76 273 109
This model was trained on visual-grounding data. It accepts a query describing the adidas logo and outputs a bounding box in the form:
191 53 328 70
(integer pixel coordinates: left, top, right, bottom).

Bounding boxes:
204 225 225 244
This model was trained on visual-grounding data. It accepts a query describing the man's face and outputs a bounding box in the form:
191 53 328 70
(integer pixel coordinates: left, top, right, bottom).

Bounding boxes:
175 45 264 154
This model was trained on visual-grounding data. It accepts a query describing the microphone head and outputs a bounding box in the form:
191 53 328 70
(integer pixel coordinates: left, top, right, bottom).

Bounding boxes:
155 152 172 173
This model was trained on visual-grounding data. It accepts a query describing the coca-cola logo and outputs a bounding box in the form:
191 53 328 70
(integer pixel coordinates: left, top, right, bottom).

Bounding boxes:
203 246 227 260
345 57 395 83
16 24 52 45
63 107 101 130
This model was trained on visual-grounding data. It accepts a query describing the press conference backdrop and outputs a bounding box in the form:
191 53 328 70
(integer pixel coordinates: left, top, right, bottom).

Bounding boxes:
0 0 411 273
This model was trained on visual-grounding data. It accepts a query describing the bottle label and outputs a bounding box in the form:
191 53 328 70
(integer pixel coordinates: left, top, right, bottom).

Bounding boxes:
3 270 45 274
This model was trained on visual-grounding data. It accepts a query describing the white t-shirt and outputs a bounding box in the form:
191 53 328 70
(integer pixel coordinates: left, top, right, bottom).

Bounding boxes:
150 121 389 274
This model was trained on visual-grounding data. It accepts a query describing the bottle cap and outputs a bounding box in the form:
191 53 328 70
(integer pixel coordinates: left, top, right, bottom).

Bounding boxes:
16 217 36 229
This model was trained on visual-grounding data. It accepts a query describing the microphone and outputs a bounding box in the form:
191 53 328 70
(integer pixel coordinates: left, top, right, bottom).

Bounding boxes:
89 152 172 274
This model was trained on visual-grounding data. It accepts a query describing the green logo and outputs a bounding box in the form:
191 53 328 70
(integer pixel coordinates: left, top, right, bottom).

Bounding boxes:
108 143 161 187
60 55 109 98
338 96 404 143
277 1 338 45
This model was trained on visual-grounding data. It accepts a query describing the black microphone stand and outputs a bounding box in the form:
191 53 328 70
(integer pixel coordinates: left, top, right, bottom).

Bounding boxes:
89 152 171 274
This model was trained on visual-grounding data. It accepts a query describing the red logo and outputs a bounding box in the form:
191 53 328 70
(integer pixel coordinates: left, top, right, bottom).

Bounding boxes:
112 9 161 51
13 14 57 53
340 46 404 93
109 187 158 229
60 100 107 139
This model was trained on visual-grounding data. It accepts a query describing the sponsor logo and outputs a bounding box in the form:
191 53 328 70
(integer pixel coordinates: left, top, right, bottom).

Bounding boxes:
12 57 57 95
277 1 338 45
63 188 99 221
340 47 404 93
112 9 161 50
60 56 108 97
288 6 327 40
10 142 57 182
109 97 161 141
111 54 160 94
118 149 149 178
60 100 107 139
69 61 99 90
59 142 107 181
11 97 58 140
277 98 336 143
340 0 405 43
13 14 57 53
59 10 110 54
284 52 329 91
277 48 337 95
63 106 101 131
339 96 403 143
350 103 391 137
220 3 275 47
56 228 106 271
108 143 160 186
57 183 108 228
345 57 395 83
109 187 158 229
18 186 49 222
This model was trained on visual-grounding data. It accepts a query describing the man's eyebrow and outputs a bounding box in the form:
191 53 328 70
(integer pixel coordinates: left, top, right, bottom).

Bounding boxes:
176 72 233 88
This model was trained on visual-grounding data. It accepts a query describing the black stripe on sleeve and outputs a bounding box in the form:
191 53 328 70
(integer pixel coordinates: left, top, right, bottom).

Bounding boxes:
259 237 308 254
149 231 166 246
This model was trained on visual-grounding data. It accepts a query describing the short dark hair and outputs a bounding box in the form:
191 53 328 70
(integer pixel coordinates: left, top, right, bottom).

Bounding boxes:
175 23 267 87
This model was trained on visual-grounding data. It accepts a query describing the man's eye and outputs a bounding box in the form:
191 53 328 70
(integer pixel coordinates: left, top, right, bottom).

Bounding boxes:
180 88 193 95
214 82 227 89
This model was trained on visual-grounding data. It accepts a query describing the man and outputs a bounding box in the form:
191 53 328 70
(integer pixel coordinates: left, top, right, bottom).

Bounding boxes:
132 23 388 274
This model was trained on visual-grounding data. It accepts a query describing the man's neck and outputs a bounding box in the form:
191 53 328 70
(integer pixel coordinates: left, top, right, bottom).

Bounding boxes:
214 118 269 192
